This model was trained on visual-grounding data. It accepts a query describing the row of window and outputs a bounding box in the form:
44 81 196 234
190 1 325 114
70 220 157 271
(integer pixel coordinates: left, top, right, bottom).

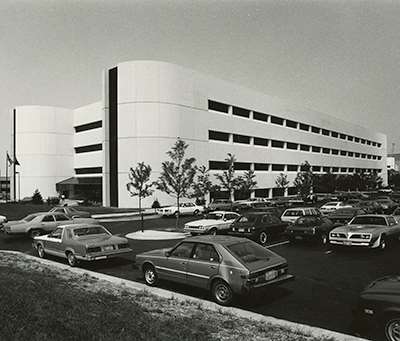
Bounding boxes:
74 120 102 133
208 130 382 161
75 167 102 175
208 160 381 174
74 143 102 154
208 100 382 148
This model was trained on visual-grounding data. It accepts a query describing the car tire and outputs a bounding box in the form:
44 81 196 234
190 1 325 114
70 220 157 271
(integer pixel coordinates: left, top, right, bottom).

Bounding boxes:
37 244 46 258
378 235 387 251
193 209 200 216
320 233 328 246
29 229 43 239
143 264 158 286
384 315 400 341
66 251 78 267
258 231 269 246
209 228 217 236
212 280 233 306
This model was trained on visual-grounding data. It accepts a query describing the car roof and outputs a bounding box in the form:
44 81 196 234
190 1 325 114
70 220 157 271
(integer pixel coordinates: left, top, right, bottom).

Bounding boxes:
184 235 250 246
284 207 316 211
210 211 238 214
60 223 102 230
353 214 390 218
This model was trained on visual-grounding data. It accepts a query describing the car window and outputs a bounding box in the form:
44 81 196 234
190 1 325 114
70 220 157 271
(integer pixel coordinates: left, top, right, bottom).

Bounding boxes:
206 213 223 220
283 210 303 217
387 217 397 226
225 214 237 220
192 243 219 263
226 241 274 264
66 229 73 239
42 215 55 222
73 226 110 237
49 228 63 239
170 242 194 258
55 214 69 221
23 214 37 222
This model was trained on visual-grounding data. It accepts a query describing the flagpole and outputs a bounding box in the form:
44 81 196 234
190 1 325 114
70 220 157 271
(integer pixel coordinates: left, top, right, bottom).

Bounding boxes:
5 152 8 203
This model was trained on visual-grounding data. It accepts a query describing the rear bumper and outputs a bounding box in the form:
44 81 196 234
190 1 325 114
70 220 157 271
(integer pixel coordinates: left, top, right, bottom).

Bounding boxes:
243 274 295 294
77 248 133 261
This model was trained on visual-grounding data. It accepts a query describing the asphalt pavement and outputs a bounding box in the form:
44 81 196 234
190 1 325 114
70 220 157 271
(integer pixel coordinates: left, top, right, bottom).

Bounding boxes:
1 215 397 341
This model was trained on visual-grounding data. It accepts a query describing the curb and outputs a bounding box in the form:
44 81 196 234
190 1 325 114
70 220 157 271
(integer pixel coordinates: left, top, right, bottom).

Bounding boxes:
1 250 367 341
92 210 156 219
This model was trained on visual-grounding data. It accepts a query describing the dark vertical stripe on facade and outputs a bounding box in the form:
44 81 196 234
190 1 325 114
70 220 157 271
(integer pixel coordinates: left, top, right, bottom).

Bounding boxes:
13 109 16 201
109 67 118 206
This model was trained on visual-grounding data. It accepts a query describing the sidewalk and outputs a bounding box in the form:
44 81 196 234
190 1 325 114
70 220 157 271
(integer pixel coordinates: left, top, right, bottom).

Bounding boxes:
91 208 157 219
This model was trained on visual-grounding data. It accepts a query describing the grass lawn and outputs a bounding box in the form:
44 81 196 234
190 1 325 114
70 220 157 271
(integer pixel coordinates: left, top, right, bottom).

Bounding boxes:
0 203 140 220
0 253 335 341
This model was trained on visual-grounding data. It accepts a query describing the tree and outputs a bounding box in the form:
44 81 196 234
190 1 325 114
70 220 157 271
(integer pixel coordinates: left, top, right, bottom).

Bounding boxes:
293 161 314 200
32 189 43 205
238 169 257 198
191 165 213 205
126 162 154 231
157 138 197 228
275 173 290 196
314 172 336 193
214 153 242 204
388 169 400 189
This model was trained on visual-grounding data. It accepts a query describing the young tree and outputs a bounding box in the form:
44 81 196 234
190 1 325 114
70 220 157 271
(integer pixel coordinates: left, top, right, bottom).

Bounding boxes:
32 189 43 205
157 138 197 228
239 169 257 198
126 162 154 231
293 161 314 200
191 165 213 205
275 173 290 196
214 153 241 204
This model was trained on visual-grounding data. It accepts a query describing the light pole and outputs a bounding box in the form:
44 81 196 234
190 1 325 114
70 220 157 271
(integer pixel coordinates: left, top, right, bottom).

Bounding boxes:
16 171 20 202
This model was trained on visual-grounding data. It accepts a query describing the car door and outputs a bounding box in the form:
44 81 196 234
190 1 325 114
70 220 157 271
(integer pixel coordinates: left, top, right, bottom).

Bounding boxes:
54 214 71 226
159 242 195 284
40 214 57 232
44 227 64 256
186 243 220 289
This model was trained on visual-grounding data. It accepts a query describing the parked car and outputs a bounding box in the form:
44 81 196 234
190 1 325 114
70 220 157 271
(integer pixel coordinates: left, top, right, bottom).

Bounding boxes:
0 214 7 228
32 224 132 266
207 199 233 212
183 211 240 235
329 215 400 250
355 200 381 214
228 212 287 246
280 207 321 224
3 212 96 238
352 275 400 341
375 198 398 214
157 202 204 217
49 206 91 218
248 206 284 218
135 235 294 305
319 201 352 215
232 200 271 212
326 207 367 226
392 207 400 223
285 215 334 244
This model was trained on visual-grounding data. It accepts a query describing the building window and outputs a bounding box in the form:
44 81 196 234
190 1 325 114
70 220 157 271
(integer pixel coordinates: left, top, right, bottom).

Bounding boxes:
233 106 250 118
331 149 339 155
366 140 371 145
234 162 251 170
354 137 360 143
367 155 372 159
340 150 347 156
75 167 102 174
348 152 354 157
313 166 321 172
347 136 354 141
270 116 284 125
323 167 330 172
208 100 229 114
361 139 366 144
209 130 230 142
372 155 377 160
74 120 102 133
253 111 269 122
233 134 250 144
255 188 269 197
377 156 382 160
209 161 228 170
286 142 298 150
348 168 354 173
340 134 346 140
332 167 339 173
271 164 285 171
340 168 347 173
312 146 321 153
311 126 321 134
287 164 298 172
361 154 366 159
286 120 298 129
355 153 360 158
254 163 269 171
322 148 330 154
299 123 309 131
331 131 338 138
300 144 310 152
322 129 330 136
74 144 102 154
254 137 268 147
271 140 285 148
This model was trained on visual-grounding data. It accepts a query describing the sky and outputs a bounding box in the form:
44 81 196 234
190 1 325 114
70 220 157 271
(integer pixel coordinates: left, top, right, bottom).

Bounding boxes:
1 0 399 175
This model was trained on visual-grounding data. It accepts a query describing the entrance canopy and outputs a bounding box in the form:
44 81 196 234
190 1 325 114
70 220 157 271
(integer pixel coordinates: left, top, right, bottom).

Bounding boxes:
56 177 102 203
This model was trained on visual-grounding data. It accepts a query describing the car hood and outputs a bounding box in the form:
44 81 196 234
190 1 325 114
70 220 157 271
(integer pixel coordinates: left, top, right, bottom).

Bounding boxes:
186 219 222 226
74 234 127 246
332 224 383 234
245 253 287 273
362 276 400 296
4 220 28 227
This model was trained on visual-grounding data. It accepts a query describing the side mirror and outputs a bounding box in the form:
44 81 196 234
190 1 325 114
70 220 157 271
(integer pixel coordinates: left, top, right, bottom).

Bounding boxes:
165 251 171 257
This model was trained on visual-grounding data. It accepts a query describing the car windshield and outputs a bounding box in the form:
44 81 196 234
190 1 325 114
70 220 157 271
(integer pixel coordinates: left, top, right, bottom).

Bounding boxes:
73 226 110 237
325 202 339 206
283 210 303 217
350 216 387 226
23 214 37 222
226 241 273 263
295 217 318 226
238 215 257 223
206 213 223 220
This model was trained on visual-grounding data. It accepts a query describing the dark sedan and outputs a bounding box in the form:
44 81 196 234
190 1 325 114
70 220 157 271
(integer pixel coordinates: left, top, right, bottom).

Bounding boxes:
228 212 287 246
135 235 294 306
352 276 400 341
49 206 92 218
285 215 334 245
327 207 367 227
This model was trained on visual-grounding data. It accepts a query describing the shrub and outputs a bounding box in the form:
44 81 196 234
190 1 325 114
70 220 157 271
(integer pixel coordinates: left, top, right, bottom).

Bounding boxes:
151 199 161 209
32 189 43 205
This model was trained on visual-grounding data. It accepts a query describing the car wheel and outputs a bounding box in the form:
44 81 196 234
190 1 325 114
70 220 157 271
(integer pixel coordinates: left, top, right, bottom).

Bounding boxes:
258 231 269 246
379 235 387 251
29 229 43 239
143 264 158 286
385 316 400 341
209 228 217 236
193 209 200 216
320 233 328 245
66 252 78 267
37 244 46 258
212 280 233 306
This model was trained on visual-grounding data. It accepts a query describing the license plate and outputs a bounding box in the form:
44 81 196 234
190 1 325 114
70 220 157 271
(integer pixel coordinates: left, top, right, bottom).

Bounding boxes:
295 236 303 240
343 241 352 246
104 245 114 251
238 228 245 232
265 270 278 281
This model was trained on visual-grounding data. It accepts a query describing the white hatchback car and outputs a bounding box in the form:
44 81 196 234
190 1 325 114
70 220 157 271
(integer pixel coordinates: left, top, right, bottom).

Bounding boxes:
184 211 240 235
319 201 351 215
157 202 204 217
281 207 321 224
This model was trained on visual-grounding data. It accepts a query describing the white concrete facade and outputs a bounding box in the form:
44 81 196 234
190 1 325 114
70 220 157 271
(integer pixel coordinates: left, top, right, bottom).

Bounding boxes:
11 60 387 207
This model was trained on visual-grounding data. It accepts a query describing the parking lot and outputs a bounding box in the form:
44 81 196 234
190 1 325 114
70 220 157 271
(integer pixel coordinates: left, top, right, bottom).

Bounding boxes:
1 214 398 340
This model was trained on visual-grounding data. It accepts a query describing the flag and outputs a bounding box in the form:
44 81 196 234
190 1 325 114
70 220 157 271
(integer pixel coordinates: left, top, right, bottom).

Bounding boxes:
6 153 13 165
14 157 20 166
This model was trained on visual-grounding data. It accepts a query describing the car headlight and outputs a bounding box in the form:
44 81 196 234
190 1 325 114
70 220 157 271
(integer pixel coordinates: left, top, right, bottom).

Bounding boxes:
360 234 371 240
311 227 316 234
330 232 339 238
